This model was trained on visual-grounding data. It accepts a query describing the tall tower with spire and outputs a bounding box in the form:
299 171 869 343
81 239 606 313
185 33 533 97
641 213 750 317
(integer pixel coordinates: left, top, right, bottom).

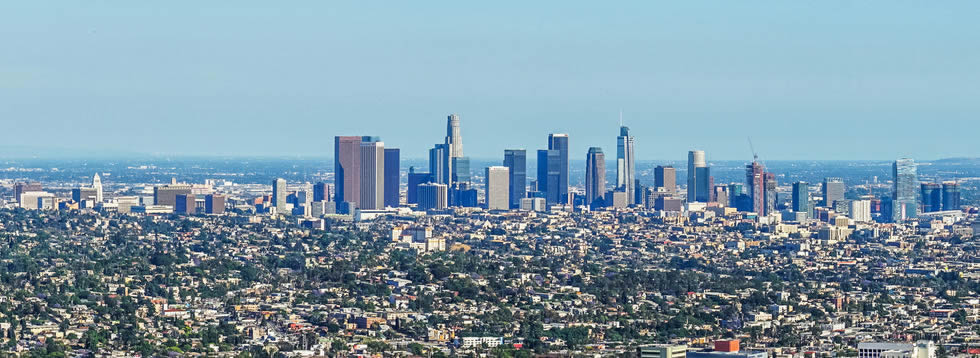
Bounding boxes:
616 123 636 205
93 173 103 202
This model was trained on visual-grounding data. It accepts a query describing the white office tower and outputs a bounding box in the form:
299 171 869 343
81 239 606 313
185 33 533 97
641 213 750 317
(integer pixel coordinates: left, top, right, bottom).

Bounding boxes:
850 200 872 222
93 173 103 202
485 166 510 210
359 140 385 210
616 126 636 205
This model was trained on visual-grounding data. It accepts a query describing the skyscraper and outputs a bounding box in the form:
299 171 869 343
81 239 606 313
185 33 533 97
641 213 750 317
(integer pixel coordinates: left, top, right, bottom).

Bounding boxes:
429 144 449 185
792 181 809 216
485 166 510 210
334 136 362 205
942 182 960 211
417 183 448 210
696 167 712 202
205 194 225 214
438 113 464 187
654 166 676 194
503 149 527 209
313 182 330 202
616 126 635 205
537 149 561 205
764 172 777 215
383 148 400 208
920 183 942 213
548 134 569 204
446 113 463 158
850 200 872 222
359 139 385 210
175 194 196 214
822 177 845 207
746 161 765 213
407 167 432 205
452 157 471 183
272 178 287 212
585 147 606 208
93 173 103 202
687 150 707 202
892 158 918 221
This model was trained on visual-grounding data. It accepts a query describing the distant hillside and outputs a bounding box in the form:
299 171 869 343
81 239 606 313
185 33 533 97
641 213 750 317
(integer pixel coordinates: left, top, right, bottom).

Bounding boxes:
930 157 980 165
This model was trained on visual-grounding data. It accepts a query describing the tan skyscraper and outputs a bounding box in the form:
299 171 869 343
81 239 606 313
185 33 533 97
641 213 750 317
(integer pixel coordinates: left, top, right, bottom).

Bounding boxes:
485 166 510 210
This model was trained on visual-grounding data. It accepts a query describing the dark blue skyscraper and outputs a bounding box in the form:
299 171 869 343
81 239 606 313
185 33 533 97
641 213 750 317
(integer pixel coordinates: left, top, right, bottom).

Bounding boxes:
383 148 400 207
942 182 960 211
921 183 941 213
429 144 449 185
585 147 606 208
547 134 569 204
452 157 471 183
792 181 809 216
503 149 527 209
537 149 561 205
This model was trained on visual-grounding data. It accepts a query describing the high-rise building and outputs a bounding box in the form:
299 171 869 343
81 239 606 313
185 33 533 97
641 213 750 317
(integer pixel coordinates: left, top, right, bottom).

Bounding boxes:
537 149 561 205
485 166 510 210
687 150 707 202
429 143 450 185
334 136 362 205
205 194 225 214
406 167 431 205
154 184 192 207
93 173 103 202
446 113 463 159
792 181 809 216
14 182 42 204
548 134 569 204
634 179 648 207
449 182 479 207
942 182 960 211
435 113 464 187
383 148 400 208
72 188 98 203
616 126 636 205
713 185 729 207
313 182 330 202
654 166 676 194
504 149 527 209
696 166 712 202
175 194 196 214
850 200 872 222
452 157 471 183
746 161 765 213
417 183 448 210
892 158 918 221
585 147 606 208
764 172 777 215
920 183 942 213
822 177 845 207
272 178 287 212
359 139 385 210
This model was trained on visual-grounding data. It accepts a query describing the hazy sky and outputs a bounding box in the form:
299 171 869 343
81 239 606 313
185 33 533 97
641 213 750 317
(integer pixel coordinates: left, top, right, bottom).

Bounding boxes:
2 1 979 160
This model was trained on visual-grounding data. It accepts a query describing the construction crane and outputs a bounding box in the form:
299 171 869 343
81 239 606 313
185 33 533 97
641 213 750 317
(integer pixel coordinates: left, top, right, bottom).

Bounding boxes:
747 137 759 162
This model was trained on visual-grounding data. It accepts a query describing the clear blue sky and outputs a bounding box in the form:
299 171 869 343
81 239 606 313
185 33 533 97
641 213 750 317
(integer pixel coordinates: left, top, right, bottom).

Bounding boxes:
2 1 978 160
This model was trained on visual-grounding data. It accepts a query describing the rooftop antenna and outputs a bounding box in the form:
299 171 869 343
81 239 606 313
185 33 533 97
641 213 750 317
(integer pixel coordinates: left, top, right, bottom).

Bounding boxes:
619 109 623 127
